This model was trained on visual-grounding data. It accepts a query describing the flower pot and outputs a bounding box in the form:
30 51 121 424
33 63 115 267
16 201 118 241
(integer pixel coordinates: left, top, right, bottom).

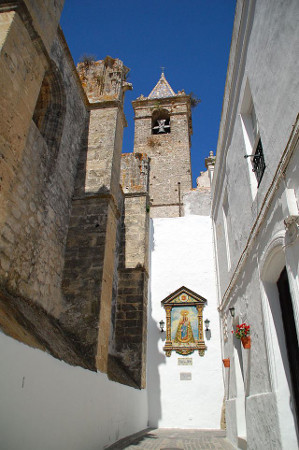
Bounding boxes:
222 358 230 368
241 336 251 349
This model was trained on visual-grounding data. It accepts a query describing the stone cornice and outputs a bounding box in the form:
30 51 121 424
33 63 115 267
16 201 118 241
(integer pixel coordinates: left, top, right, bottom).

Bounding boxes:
72 192 121 220
132 94 191 108
88 100 127 127
124 192 148 198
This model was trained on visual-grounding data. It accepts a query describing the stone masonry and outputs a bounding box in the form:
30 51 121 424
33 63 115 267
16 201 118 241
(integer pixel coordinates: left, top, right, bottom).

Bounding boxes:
0 1 90 364
0 0 200 391
110 153 150 387
132 74 193 218
0 1 150 386
61 57 132 373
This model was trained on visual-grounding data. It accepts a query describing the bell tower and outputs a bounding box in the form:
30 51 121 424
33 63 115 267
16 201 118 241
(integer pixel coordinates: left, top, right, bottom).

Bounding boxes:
132 71 193 218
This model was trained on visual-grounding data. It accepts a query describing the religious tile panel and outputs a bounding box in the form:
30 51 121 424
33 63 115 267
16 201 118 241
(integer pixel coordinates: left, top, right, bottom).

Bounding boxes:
161 286 207 357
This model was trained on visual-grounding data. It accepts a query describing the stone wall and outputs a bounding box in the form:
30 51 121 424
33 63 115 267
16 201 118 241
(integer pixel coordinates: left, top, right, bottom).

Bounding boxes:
109 153 150 388
0 2 91 365
0 1 150 385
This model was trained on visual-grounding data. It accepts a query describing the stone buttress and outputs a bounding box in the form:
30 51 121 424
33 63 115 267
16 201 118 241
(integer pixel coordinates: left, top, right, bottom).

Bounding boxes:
60 57 132 373
109 152 150 388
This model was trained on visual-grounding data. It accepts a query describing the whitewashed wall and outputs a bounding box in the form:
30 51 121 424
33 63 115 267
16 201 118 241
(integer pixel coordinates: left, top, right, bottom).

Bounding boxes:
211 0 299 448
147 216 224 428
0 332 148 450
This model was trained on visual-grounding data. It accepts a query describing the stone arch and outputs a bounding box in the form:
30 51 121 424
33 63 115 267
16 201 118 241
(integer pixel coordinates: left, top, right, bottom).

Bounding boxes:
33 61 66 160
152 108 170 134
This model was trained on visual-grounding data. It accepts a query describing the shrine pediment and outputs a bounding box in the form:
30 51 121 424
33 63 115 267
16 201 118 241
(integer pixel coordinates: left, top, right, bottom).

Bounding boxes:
161 286 207 307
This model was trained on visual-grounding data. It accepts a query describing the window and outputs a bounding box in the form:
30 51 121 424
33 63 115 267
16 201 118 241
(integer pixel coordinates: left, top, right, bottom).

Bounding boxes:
240 82 266 193
222 190 231 271
33 62 66 159
152 109 170 135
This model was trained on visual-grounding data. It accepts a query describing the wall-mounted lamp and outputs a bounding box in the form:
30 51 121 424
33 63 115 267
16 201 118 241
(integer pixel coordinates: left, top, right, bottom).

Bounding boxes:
159 320 165 333
204 319 210 331
229 307 235 318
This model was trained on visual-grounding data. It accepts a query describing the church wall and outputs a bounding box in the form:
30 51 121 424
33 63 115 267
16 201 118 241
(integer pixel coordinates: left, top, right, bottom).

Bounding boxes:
0 29 88 320
0 331 148 450
148 216 224 428
212 0 299 447
23 0 64 54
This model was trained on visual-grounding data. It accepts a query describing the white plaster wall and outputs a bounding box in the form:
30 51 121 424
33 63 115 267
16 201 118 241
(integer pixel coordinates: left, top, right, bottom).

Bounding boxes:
0 332 148 450
211 0 299 447
147 216 224 429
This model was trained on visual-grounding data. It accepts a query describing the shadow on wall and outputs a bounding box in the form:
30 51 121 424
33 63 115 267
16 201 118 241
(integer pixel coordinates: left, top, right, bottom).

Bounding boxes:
146 221 166 427
147 289 165 427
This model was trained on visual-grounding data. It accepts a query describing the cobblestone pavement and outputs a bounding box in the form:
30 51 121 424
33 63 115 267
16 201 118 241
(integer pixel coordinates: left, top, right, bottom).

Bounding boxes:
107 428 236 449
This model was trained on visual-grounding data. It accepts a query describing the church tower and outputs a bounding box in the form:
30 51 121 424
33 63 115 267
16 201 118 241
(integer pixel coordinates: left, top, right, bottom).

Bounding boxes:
132 71 193 218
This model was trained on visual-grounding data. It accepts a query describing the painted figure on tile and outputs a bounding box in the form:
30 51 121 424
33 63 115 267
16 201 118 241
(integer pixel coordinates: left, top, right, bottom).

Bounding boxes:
174 310 195 343
163 288 206 356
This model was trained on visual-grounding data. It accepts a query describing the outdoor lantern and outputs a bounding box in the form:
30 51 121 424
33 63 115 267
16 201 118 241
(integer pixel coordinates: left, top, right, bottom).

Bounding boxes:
204 319 210 331
159 320 165 332
229 307 235 318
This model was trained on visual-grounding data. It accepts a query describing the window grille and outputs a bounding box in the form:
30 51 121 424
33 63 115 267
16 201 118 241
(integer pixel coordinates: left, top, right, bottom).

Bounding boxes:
252 139 266 186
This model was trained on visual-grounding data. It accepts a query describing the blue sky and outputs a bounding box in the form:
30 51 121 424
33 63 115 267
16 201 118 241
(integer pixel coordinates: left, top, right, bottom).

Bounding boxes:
60 1 236 186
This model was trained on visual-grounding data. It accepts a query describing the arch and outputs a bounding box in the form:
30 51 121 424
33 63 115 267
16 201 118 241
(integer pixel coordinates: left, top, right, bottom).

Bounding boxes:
152 108 170 135
33 61 66 161
260 233 298 447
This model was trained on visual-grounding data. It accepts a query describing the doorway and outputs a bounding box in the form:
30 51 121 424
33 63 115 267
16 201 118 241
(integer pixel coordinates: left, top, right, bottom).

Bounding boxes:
276 267 299 437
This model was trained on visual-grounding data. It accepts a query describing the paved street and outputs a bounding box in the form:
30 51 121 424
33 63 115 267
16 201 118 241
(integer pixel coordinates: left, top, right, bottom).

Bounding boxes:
107 428 236 449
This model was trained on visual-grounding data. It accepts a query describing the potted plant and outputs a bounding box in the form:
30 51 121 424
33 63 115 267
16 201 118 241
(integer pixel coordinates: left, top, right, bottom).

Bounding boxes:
222 358 230 368
232 323 251 349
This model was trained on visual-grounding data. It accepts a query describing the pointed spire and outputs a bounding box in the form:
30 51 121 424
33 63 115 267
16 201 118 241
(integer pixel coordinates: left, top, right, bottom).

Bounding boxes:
148 70 175 99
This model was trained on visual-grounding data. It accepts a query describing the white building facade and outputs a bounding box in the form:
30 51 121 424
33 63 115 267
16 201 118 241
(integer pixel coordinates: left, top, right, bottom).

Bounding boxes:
211 0 299 448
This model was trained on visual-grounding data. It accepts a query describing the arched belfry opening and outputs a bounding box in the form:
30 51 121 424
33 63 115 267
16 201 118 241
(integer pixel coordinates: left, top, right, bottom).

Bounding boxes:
33 61 66 158
152 109 170 135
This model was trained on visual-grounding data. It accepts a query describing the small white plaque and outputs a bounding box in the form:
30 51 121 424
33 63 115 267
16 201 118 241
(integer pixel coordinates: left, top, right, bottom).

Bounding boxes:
180 372 192 381
178 358 193 366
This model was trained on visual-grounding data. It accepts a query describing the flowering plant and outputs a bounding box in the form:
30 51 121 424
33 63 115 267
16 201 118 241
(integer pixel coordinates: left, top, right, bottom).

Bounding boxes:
232 323 250 339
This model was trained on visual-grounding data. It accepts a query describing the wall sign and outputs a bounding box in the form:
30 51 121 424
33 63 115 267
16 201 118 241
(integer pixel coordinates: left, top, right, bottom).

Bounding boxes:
180 372 192 380
161 286 207 357
178 358 193 366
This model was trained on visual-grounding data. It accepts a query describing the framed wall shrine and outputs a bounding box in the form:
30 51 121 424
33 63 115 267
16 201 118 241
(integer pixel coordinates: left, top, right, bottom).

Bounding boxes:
161 286 207 357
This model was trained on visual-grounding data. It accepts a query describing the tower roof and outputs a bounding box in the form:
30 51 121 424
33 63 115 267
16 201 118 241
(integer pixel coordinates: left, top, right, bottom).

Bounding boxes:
148 71 175 99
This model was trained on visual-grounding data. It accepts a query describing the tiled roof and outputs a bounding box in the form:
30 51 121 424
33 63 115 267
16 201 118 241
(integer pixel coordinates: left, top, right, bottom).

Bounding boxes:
148 71 175 99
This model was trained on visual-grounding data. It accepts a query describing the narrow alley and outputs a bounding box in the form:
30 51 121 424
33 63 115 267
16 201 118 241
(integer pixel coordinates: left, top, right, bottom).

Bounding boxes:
107 429 235 449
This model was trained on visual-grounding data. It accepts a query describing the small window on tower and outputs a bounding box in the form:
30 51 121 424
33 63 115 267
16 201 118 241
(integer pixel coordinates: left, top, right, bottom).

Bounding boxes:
152 109 171 135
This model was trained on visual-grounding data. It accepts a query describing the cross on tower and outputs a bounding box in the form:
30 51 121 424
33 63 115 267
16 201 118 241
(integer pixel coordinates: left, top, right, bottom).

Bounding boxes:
161 66 165 75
